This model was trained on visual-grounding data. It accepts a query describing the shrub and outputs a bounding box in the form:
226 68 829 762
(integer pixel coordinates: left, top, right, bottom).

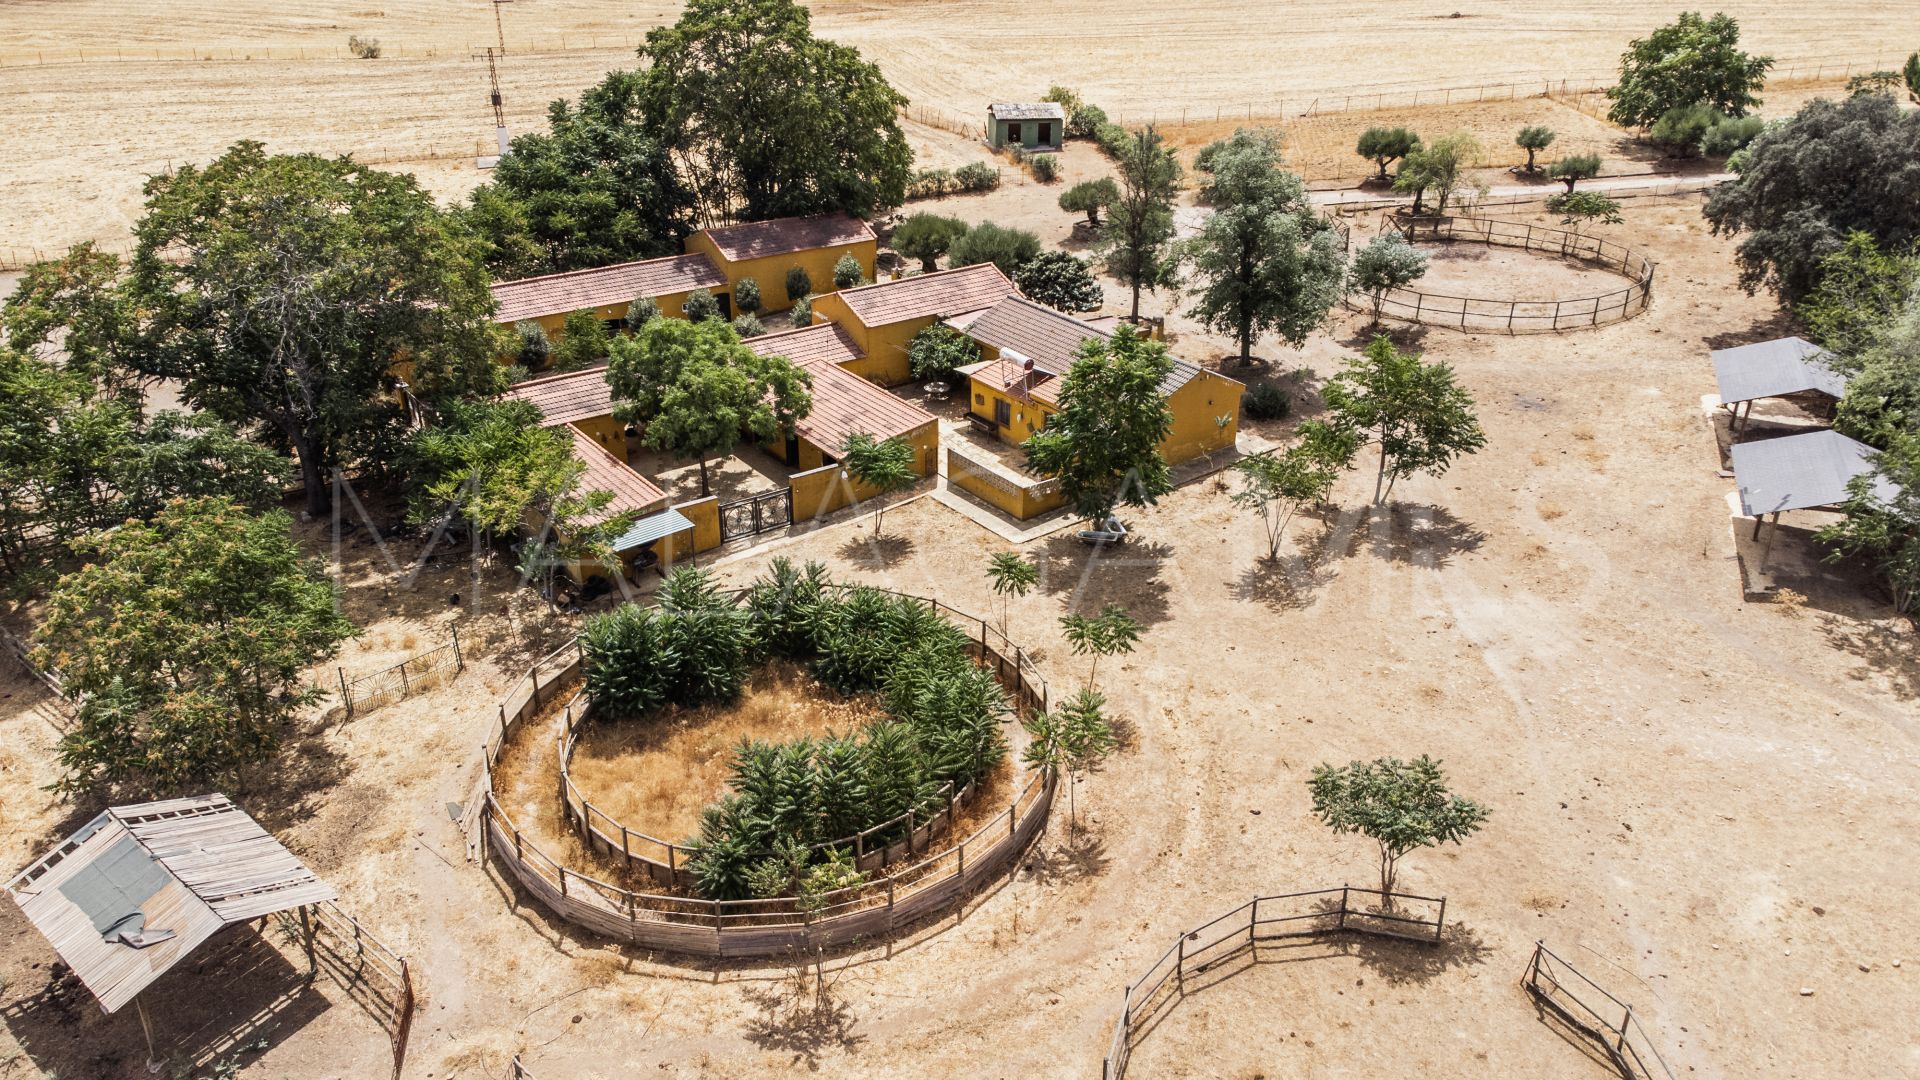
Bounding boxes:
682 287 721 322
1093 120 1131 159
1059 177 1119 225
892 212 970 272
512 320 552 369
907 324 982 382
733 276 761 313
553 310 612 371
1349 233 1429 317
1015 250 1103 312
1067 103 1108 140
348 35 381 59
832 253 866 289
954 161 1000 193
788 293 813 326
1648 104 1722 157
731 313 766 338
1699 115 1764 157
581 568 759 717
1029 154 1060 183
906 167 956 199
783 265 813 302
1242 381 1291 420
625 295 659 327
947 221 1042 276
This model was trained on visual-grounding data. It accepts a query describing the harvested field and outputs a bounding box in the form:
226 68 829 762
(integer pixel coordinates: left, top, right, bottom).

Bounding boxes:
568 661 887 847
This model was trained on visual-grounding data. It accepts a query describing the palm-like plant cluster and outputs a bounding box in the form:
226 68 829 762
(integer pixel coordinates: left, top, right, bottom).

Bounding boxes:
580 560 1012 900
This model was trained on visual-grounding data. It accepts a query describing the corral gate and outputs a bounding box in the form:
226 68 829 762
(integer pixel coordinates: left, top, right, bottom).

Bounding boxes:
718 487 792 541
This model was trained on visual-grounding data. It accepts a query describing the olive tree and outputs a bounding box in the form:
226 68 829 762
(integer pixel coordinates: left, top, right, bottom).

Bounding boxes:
892 212 969 272
1356 127 1420 182
1515 125 1555 172
1394 133 1481 215
1059 177 1119 226
1548 154 1601 193
1307 755 1489 896
1348 233 1429 319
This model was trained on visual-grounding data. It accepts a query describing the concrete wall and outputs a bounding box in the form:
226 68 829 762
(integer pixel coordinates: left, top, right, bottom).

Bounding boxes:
685 235 877 312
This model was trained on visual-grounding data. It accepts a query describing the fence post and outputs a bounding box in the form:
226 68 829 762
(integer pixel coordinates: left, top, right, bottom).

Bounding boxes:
887 876 896 929
399 657 410 696
338 668 352 716
1014 647 1025 700
451 624 462 672
1176 935 1185 992
1249 897 1258 944
498 704 508 744
1339 885 1349 930
1434 895 1446 942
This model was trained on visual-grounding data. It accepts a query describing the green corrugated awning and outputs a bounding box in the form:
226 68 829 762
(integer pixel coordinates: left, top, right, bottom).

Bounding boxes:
613 508 695 554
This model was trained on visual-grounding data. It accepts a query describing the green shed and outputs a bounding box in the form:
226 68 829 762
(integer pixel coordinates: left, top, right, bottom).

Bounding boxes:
987 102 1065 151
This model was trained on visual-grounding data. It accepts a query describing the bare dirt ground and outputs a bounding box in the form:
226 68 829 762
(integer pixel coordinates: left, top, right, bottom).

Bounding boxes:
1 0 1912 257
5 180 1919 1078
1406 237 1639 303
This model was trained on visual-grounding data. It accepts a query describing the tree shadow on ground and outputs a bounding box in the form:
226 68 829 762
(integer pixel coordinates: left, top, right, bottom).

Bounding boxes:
836 531 915 570
1019 830 1111 887
1701 311 1801 353
1366 503 1486 568
1337 320 1433 353
1336 918 1493 987
1031 536 1176 627
740 969 866 1072
1230 517 1345 612
1818 612 1920 699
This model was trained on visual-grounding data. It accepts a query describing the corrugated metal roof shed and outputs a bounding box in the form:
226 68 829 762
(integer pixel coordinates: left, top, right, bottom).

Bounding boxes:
6 794 336 1014
611 507 696 554
1730 429 1895 517
1711 336 1848 405
989 102 1066 121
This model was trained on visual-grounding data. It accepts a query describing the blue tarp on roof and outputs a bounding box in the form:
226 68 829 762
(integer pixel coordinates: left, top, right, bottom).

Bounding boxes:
612 508 695 554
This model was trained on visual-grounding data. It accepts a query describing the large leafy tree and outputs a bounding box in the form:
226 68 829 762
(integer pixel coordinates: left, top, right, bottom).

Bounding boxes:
1024 325 1174 524
406 399 598 547
2 243 144 400
32 496 356 793
1186 130 1346 364
1307 755 1489 896
607 317 812 496
127 142 504 517
1703 93 1920 303
635 0 911 225
1606 11 1773 128
1323 335 1486 505
468 70 694 277
1097 127 1183 319
1016 250 1104 313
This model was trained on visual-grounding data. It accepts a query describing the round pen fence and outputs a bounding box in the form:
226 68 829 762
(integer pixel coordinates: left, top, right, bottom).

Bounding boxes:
468 587 1057 958
1361 216 1656 333
1101 886 1448 1079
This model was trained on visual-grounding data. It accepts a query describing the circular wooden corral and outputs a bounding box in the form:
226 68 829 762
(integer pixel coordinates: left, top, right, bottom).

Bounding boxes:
466 590 1057 959
1361 215 1656 333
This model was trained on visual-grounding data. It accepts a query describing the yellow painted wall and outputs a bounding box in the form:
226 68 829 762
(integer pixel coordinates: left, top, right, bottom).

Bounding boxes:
1162 371 1242 464
685 235 876 312
806 295 935 386
568 416 630 460
515 287 716 341
780 420 938 478
947 445 1067 520
967 368 1243 465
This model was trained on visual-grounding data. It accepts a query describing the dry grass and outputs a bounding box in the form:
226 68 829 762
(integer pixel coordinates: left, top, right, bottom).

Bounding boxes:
569 661 886 845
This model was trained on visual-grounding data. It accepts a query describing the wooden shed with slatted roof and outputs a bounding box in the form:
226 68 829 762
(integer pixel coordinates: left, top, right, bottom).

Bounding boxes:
7 793 336 1067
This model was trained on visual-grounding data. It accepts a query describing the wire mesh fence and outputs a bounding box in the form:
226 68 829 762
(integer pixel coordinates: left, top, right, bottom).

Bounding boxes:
1358 215 1656 333
336 629 463 717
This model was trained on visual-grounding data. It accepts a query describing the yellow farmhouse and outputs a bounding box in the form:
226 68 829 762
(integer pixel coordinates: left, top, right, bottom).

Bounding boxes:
685 212 877 311
807 263 1016 385
956 297 1244 466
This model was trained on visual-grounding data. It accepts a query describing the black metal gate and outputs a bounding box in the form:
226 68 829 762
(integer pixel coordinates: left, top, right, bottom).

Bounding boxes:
718 487 793 541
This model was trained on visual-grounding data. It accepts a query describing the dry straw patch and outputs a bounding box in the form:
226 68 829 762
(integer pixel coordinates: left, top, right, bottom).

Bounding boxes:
569 661 887 845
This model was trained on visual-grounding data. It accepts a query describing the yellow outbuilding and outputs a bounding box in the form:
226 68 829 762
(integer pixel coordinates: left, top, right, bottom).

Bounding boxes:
807 263 1016 385
490 253 731 339
684 213 877 312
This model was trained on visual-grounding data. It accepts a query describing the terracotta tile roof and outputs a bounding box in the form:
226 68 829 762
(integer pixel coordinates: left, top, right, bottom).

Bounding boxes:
568 427 666 525
989 102 1066 121
698 213 875 263
963 297 1235 400
833 264 1017 328
971 356 1062 408
490 254 726 324
499 365 614 427
742 322 866 367
788 356 937 451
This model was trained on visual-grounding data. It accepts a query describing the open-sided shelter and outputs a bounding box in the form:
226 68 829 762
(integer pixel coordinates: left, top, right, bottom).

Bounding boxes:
6 795 334 1058
1730 429 1896 568
1711 337 1846 436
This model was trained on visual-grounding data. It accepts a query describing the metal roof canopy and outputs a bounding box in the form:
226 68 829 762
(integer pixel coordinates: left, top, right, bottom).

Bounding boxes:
5 794 335 1015
1711 336 1847 406
612 507 695 554
1730 429 1893 518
